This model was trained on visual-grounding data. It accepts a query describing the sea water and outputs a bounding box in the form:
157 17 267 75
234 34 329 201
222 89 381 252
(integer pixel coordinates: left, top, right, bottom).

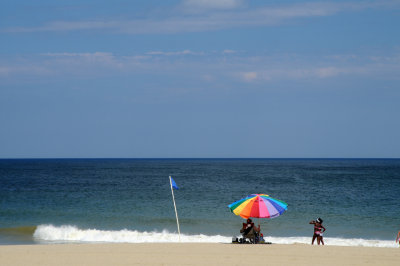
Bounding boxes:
0 159 399 247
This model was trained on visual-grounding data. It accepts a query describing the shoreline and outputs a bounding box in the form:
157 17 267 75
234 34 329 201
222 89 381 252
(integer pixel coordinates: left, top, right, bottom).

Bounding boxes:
1 224 398 248
0 243 398 266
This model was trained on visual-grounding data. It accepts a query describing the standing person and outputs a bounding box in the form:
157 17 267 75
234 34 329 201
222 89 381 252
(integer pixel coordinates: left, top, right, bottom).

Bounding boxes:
309 218 326 245
396 231 400 246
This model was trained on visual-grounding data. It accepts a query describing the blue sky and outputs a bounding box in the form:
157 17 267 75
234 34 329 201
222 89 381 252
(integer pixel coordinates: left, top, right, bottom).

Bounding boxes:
1 0 399 158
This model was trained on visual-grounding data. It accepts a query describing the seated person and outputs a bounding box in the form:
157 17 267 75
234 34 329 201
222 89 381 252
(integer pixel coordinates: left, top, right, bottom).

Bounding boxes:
259 233 264 242
240 218 260 243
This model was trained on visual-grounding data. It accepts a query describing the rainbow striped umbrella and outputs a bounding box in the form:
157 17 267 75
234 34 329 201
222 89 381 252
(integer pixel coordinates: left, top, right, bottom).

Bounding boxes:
228 194 288 219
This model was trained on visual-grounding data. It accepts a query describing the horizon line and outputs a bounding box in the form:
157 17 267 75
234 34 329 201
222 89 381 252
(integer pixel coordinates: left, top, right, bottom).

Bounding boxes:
0 157 399 160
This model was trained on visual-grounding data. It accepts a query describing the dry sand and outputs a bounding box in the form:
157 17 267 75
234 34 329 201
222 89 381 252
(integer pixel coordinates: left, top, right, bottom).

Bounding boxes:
0 243 398 266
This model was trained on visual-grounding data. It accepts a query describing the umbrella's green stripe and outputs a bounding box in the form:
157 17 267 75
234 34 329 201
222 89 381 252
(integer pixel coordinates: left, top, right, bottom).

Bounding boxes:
229 201 245 211
231 198 253 213
228 195 256 211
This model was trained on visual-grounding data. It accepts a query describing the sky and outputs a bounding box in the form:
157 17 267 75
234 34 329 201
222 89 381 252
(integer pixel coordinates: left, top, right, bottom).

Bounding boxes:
1 0 399 158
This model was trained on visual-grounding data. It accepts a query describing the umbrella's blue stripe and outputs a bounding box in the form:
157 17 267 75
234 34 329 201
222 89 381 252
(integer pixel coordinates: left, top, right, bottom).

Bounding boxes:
259 196 288 216
268 200 287 214
270 199 288 210
260 196 288 209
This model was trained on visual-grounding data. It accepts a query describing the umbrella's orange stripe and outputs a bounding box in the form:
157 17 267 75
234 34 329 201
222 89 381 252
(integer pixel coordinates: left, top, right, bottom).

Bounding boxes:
232 198 254 217
238 199 255 218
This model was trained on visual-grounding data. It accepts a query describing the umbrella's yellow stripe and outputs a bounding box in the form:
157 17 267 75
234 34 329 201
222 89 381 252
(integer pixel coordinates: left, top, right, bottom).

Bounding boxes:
232 198 254 215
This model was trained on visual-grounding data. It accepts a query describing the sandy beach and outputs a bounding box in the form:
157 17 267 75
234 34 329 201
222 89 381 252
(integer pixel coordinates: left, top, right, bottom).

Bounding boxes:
0 243 398 266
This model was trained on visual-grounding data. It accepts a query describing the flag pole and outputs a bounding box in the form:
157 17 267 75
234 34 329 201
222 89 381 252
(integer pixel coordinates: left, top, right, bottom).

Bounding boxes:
169 176 181 241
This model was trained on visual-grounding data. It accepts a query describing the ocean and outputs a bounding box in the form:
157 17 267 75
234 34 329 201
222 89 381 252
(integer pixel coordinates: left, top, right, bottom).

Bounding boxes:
0 159 399 247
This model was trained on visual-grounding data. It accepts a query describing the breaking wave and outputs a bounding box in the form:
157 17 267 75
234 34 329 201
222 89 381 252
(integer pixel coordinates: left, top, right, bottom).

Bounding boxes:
32 225 398 248
33 224 230 243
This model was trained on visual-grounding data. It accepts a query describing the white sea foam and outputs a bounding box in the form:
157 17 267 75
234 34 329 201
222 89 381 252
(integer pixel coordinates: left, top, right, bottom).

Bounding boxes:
265 236 398 248
33 225 230 243
33 225 398 248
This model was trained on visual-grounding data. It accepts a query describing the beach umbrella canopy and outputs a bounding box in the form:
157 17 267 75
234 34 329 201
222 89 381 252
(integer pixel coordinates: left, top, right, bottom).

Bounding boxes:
228 194 288 219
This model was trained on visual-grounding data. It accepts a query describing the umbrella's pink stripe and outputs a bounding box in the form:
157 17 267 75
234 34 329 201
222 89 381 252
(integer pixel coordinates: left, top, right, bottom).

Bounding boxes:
261 198 279 218
258 198 270 218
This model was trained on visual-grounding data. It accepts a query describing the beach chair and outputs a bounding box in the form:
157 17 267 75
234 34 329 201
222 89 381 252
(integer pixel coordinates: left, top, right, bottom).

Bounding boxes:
240 223 258 244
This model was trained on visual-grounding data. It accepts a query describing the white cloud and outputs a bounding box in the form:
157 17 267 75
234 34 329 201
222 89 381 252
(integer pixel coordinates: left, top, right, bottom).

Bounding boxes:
239 65 370 82
222 50 237 54
4 21 117 33
315 67 343 78
202 74 214 81
0 67 10 76
2 1 398 34
42 52 114 60
146 50 204 56
41 52 125 69
182 0 243 10
1 51 399 83
242 72 258 81
0 65 52 76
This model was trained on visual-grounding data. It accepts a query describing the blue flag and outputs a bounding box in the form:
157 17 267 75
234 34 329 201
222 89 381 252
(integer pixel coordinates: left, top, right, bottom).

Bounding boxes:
171 177 179 190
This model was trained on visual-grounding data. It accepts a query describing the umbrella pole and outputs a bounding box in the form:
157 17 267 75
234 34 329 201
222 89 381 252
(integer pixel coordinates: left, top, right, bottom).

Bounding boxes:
258 218 260 243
